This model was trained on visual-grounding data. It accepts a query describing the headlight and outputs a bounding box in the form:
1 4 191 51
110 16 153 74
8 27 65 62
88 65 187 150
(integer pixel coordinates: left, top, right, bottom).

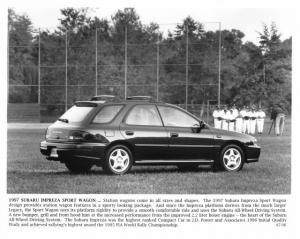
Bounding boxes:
245 137 258 146
245 140 256 146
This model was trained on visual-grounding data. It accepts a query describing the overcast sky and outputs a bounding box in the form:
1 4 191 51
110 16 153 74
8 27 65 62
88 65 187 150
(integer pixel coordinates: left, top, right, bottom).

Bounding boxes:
12 4 293 45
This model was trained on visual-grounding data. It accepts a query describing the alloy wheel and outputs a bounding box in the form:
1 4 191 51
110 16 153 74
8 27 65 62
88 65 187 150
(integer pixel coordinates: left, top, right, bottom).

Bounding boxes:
109 148 130 173
222 148 242 171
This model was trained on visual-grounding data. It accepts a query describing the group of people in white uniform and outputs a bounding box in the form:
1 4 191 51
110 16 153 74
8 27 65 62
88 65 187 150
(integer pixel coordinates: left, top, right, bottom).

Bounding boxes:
212 105 266 134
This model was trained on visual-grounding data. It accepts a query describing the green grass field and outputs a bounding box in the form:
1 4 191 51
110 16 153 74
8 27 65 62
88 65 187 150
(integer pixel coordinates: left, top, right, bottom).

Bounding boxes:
7 120 291 194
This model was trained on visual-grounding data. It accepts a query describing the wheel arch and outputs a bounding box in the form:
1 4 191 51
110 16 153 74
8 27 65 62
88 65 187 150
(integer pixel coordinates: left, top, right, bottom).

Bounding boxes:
219 140 246 156
105 140 135 159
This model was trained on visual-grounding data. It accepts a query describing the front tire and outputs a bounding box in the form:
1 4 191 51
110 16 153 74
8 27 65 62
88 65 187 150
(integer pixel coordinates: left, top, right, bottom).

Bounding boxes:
219 144 244 172
64 159 93 174
103 145 133 175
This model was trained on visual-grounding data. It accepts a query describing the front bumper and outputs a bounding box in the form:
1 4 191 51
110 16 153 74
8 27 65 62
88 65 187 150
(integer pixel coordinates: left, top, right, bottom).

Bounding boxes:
244 144 261 163
40 140 107 163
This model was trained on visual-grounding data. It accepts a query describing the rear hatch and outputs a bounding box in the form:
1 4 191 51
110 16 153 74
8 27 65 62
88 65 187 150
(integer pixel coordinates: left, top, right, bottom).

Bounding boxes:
46 102 98 142
46 122 79 142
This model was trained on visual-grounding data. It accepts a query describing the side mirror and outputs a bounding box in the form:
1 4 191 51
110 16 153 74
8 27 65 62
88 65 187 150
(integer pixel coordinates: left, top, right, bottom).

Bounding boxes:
200 120 206 129
191 121 206 133
191 123 201 133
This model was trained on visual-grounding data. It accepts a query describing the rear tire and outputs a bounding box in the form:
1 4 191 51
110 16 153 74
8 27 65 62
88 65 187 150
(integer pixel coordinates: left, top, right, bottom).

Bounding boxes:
219 144 244 172
103 145 133 175
65 159 93 174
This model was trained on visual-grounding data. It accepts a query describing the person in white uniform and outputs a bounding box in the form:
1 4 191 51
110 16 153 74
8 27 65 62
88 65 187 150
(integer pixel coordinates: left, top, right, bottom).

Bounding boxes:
256 107 266 134
250 107 257 134
221 106 230 130
235 107 243 133
241 106 251 134
231 105 239 131
212 106 222 129
228 108 236 131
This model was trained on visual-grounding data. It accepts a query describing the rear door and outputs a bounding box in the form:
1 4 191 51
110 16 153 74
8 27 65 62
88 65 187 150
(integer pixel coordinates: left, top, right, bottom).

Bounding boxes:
157 105 215 160
119 104 169 160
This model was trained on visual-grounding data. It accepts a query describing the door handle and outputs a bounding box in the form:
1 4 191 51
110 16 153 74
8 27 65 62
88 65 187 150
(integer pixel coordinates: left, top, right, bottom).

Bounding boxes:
125 130 134 136
170 132 179 137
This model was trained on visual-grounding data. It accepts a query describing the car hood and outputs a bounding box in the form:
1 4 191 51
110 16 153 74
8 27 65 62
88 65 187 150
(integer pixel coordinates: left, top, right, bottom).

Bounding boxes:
209 127 257 143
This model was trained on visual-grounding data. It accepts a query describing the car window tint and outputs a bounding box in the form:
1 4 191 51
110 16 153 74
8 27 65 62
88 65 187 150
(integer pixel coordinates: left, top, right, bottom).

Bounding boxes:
126 105 162 126
59 106 94 123
158 106 198 127
93 105 123 123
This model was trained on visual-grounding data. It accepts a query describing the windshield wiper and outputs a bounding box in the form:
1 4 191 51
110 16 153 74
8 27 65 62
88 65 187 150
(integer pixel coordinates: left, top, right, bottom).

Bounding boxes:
58 118 69 123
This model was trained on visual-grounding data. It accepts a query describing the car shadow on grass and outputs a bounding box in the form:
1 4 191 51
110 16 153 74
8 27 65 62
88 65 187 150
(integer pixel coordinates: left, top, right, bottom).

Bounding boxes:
129 166 213 174
8 165 214 176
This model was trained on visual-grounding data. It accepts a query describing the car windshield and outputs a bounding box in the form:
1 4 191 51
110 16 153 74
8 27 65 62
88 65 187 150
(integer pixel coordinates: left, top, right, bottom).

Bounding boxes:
59 105 94 123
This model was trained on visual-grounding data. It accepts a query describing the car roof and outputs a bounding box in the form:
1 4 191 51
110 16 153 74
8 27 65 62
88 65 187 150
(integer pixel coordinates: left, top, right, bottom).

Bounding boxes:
75 94 170 106
74 99 168 106
74 99 196 120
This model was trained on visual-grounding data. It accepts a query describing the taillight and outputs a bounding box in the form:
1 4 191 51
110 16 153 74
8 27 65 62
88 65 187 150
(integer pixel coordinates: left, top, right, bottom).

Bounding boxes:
68 131 108 143
45 128 50 140
68 131 89 141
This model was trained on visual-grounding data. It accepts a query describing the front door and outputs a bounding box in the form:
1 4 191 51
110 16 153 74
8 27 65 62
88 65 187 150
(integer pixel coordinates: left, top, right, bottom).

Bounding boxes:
157 105 215 160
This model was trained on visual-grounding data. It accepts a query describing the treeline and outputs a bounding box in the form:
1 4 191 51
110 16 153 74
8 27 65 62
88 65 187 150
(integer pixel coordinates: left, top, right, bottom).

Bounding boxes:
8 8 291 112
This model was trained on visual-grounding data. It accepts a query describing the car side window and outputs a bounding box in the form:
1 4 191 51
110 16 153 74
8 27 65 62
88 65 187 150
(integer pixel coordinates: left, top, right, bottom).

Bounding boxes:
125 105 163 126
158 106 199 127
92 105 123 123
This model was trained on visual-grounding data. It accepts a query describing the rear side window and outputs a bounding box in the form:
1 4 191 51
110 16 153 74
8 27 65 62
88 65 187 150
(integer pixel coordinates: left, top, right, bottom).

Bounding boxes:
92 105 123 123
125 105 162 126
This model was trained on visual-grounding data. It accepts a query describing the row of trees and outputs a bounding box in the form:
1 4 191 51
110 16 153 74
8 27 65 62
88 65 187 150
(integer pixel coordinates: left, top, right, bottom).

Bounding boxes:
8 8 291 113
